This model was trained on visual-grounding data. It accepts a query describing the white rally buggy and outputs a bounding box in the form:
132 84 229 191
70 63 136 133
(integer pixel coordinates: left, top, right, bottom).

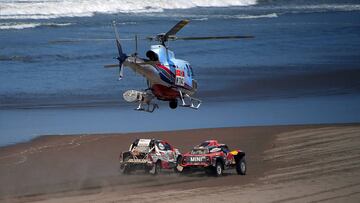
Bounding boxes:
119 139 182 175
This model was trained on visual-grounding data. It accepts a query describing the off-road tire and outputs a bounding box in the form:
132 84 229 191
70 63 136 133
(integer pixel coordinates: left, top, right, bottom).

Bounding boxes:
236 157 246 175
214 161 224 176
174 156 183 173
144 166 151 174
180 167 190 175
150 161 161 175
120 156 132 174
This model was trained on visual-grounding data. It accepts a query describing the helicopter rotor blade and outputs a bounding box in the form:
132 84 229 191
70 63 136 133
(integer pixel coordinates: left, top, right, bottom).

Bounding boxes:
104 64 119 68
52 35 254 45
119 63 124 80
164 19 190 40
135 34 138 55
49 38 133 44
174 35 254 41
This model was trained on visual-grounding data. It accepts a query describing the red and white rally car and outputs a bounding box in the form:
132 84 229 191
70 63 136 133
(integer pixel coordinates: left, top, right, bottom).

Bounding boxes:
179 140 246 176
119 139 182 175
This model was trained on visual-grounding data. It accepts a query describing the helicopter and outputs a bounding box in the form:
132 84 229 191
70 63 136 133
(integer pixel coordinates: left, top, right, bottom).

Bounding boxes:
105 19 253 113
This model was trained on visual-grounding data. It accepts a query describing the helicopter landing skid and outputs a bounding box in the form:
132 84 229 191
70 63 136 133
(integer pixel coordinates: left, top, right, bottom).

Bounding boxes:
135 102 159 113
178 90 202 109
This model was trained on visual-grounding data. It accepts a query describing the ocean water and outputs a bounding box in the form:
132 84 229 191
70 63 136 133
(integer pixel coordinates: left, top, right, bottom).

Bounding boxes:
1 0 360 146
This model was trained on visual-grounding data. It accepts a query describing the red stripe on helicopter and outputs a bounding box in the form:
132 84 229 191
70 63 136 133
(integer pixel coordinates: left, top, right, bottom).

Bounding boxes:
152 84 180 100
156 64 175 76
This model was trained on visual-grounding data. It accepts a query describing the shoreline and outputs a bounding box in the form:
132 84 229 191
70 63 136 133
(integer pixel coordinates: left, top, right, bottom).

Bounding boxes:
1 122 359 149
2 93 360 147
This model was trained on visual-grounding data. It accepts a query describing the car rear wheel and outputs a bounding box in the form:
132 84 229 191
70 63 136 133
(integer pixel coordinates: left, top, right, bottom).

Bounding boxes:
120 156 132 174
144 166 151 174
120 165 131 174
236 157 246 175
150 161 161 175
214 161 223 176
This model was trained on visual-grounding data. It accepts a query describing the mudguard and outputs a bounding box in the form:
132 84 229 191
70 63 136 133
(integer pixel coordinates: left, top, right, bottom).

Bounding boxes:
232 151 245 159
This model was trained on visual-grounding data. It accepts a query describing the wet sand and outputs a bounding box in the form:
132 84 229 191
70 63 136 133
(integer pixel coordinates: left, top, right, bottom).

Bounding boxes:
0 124 359 202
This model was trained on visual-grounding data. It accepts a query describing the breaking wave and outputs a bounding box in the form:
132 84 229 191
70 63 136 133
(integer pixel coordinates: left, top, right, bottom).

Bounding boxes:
262 4 360 13
0 0 257 20
0 22 72 30
233 13 278 19
190 13 279 21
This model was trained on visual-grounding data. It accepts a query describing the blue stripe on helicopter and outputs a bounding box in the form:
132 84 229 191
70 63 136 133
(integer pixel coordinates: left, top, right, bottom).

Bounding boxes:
156 66 174 83
156 66 192 91
159 67 174 80
159 72 173 84
159 73 193 91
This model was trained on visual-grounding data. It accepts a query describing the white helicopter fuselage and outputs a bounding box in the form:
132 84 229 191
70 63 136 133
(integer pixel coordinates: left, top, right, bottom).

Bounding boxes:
124 44 196 101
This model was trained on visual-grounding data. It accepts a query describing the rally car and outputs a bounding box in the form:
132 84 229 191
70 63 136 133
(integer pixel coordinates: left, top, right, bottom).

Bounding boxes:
119 138 182 175
179 140 246 176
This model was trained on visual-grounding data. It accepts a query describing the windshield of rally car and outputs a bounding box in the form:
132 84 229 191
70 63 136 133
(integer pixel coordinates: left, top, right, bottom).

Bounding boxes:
132 145 151 153
131 139 153 153
190 148 209 155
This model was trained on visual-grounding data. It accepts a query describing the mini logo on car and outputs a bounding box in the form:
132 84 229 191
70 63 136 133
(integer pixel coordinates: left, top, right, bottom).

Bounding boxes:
190 156 205 162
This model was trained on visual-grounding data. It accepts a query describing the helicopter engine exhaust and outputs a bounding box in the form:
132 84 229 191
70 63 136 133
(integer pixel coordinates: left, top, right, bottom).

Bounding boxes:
146 50 159 61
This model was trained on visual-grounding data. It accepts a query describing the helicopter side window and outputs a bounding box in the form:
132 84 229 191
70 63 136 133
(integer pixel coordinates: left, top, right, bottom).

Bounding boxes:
185 65 190 77
146 50 159 61
189 65 194 76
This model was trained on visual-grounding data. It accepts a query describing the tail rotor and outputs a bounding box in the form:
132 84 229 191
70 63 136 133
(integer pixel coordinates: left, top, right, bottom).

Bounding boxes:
113 21 127 79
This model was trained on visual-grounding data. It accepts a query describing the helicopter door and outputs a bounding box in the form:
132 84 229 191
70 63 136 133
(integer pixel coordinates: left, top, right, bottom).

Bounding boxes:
175 66 185 86
184 64 193 87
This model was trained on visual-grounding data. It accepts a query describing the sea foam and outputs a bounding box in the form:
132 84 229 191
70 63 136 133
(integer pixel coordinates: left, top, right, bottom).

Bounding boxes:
0 22 72 30
233 13 278 19
0 0 257 20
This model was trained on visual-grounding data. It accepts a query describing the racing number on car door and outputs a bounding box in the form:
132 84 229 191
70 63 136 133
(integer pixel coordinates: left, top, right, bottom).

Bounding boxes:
165 143 176 162
158 142 174 161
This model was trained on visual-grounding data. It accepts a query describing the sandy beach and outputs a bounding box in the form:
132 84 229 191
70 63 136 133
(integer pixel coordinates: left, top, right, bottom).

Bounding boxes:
0 124 359 202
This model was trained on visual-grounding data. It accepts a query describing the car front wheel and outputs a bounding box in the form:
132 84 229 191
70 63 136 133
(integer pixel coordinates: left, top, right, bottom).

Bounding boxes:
174 156 183 173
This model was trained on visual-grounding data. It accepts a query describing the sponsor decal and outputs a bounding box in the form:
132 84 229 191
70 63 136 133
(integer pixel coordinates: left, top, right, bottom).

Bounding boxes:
175 69 185 86
176 69 184 77
190 156 205 162
138 139 151 146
